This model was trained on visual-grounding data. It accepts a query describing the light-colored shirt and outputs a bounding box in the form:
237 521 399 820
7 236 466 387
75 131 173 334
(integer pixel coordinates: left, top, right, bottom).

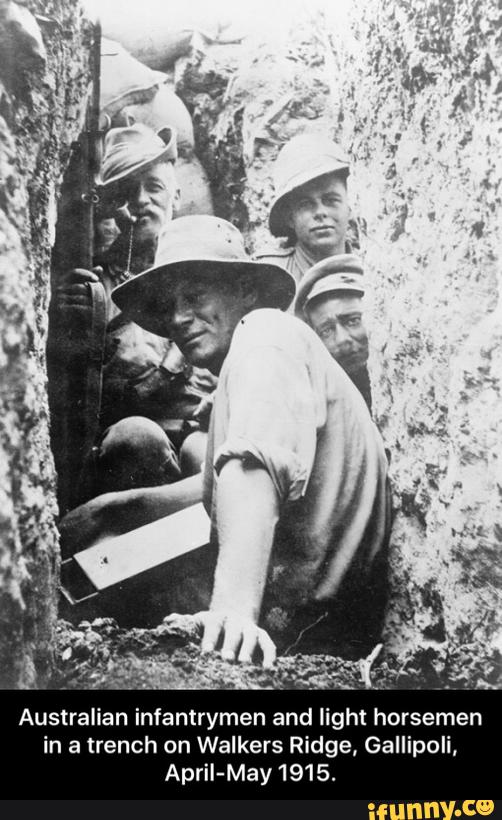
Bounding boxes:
203 308 389 612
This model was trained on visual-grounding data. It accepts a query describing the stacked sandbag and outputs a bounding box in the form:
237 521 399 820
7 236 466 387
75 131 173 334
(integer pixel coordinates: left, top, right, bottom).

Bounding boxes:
97 36 213 252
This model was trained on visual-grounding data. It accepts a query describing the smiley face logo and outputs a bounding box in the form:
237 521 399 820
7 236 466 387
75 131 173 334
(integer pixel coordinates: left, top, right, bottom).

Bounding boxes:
476 801 494 816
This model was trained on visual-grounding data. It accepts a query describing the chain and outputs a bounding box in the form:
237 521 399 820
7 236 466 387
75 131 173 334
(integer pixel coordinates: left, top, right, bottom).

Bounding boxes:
123 221 135 280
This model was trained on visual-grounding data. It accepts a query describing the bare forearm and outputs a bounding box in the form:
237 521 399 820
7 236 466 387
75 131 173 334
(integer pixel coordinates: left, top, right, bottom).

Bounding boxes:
60 474 202 555
211 459 280 621
109 474 202 531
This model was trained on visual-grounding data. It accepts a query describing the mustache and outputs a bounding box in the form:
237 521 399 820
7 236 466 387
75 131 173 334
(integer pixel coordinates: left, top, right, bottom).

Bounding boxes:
114 204 156 219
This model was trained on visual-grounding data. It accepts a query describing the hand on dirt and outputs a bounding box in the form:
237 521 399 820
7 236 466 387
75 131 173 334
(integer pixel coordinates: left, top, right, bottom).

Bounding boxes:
191 610 276 668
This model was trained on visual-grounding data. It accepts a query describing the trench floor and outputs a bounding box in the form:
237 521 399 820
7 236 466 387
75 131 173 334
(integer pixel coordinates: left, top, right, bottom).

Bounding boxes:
51 616 502 690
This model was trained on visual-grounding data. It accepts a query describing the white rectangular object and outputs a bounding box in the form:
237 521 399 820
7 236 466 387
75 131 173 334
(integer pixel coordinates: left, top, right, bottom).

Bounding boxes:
73 502 210 591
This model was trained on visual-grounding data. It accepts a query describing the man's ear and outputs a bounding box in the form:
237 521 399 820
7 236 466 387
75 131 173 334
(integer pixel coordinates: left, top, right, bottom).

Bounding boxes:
238 275 260 309
173 186 182 216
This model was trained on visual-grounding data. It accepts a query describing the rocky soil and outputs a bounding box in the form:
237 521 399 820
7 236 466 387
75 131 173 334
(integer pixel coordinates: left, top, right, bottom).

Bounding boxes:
51 617 502 691
0 0 92 688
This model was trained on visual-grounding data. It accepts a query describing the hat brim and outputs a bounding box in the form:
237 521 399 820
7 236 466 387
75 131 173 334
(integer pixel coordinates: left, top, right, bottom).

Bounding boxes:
112 257 296 338
98 127 177 189
269 160 350 237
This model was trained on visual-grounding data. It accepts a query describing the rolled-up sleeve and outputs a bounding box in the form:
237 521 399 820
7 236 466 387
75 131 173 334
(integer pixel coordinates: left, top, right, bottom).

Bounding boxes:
213 337 319 503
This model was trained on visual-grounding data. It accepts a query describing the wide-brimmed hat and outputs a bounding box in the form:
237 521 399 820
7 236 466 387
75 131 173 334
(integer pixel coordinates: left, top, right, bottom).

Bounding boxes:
99 123 177 189
294 254 364 317
269 133 350 237
112 215 296 337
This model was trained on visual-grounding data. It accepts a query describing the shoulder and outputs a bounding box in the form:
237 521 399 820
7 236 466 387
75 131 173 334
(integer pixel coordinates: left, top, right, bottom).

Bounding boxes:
254 247 297 279
254 248 295 261
253 242 295 263
229 308 317 359
237 307 300 333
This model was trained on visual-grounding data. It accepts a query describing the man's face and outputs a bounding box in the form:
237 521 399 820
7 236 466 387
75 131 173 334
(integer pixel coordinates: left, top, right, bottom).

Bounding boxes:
113 162 179 244
306 292 368 375
286 173 349 259
160 272 252 373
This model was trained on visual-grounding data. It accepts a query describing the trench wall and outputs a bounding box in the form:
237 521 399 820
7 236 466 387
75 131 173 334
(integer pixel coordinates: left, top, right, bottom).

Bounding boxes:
339 0 501 655
0 0 91 687
176 0 502 659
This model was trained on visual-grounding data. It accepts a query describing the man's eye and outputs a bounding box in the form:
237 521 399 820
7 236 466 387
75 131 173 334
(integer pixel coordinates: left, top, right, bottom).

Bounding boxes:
319 327 333 339
345 317 362 328
189 291 206 304
111 191 130 207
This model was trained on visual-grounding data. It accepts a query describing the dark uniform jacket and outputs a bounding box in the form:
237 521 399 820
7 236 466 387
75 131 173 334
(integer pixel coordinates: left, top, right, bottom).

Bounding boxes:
48 237 216 512
99 251 217 438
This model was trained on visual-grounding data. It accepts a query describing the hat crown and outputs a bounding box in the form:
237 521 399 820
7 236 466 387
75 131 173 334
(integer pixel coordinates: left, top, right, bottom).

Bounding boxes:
308 253 363 276
154 215 248 267
111 215 297 335
294 253 365 315
101 123 177 186
269 133 350 237
273 133 350 192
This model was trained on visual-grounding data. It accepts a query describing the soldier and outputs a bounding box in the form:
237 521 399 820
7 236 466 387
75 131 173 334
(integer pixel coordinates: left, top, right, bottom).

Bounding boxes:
49 123 216 520
255 132 352 284
294 254 372 412
111 215 390 664
255 133 373 411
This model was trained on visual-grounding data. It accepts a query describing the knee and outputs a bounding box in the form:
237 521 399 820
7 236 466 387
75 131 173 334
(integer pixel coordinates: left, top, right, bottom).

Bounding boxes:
179 431 207 476
99 416 171 462
96 416 181 492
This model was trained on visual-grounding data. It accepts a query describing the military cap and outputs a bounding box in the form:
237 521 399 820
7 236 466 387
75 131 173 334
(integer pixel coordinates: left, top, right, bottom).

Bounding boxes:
294 254 364 317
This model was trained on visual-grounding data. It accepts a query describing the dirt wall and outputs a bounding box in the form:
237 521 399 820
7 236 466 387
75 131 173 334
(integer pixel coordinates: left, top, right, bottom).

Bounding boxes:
175 0 501 662
339 0 501 656
0 0 92 687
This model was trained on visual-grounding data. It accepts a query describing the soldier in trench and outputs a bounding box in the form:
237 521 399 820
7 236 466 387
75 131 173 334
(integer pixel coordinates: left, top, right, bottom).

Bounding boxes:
255 132 372 411
108 214 390 663
255 132 353 283
50 122 216 543
293 254 372 411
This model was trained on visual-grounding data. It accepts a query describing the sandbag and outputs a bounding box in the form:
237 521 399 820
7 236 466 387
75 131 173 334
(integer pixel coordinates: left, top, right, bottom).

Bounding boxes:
101 37 194 153
176 156 214 217
100 37 164 118
121 83 194 153
99 7 236 70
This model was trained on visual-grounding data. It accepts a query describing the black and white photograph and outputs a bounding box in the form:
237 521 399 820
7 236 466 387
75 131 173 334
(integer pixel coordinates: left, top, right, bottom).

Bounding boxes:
0 0 500 731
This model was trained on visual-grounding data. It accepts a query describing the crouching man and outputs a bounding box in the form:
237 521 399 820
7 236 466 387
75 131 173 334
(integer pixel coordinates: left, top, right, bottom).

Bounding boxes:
113 215 391 665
